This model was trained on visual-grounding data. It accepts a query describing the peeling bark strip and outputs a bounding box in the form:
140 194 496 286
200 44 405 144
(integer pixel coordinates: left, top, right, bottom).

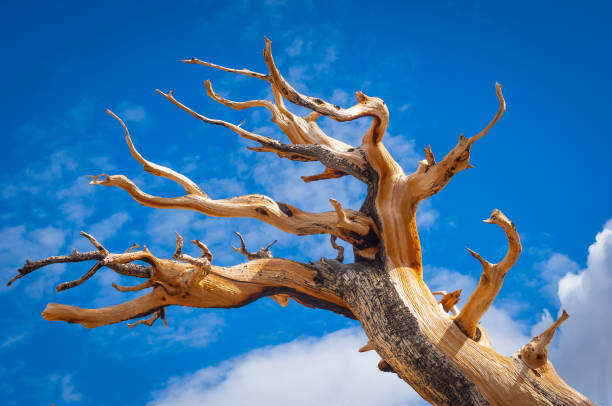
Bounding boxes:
8 38 594 405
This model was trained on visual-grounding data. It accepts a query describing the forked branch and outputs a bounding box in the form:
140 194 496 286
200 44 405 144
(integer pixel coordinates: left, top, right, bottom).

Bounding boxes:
407 83 505 202
454 209 521 340
182 38 402 181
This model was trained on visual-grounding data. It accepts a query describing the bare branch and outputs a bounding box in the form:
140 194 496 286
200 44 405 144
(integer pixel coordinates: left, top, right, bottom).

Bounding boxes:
25 234 351 328
182 57 271 82
204 79 278 115
329 198 370 236
158 88 369 181
518 310 569 370
359 340 375 352
468 83 506 144
231 231 277 260
439 290 462 313
262 39 388 135
432 291 461 316
106 110 204 196
270 294 290 307
128 307 167 329
112 280 155 292
42 291 166 329
407 84 506 202
56 262 103 292
87 134 376 252
301 167 346 183
454 209 522 340
173 232 212 277
330 236 344 263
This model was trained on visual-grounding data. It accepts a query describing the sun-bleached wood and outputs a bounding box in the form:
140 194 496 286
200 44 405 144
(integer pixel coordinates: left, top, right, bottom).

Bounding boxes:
518 310 570 371
454 209 522 340
9 38 593 405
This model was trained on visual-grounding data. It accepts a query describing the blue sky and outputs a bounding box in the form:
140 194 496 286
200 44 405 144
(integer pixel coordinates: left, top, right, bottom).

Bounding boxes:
1 1 611 405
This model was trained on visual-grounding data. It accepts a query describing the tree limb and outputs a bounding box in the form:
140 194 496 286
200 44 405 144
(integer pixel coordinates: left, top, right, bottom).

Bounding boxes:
517 310 569 371
12 232 353 329
454 209 521 340
92 115 378 254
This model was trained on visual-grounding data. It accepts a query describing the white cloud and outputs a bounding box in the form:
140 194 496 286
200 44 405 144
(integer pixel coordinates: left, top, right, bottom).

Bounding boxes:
119 103 147 122
530 308 553 338
399 103 412 112
88 211 130 241
535 252 580 296
382 133 422 173
479 305 529 356
147 328 425 406
330 88 350 105
424 265 477 303
314 47 337 71
155 313 224 349
50 373 82 403
0 332 28 350
416 201 439 230
0 225 67 294
549 219 612 405
286 37 304 57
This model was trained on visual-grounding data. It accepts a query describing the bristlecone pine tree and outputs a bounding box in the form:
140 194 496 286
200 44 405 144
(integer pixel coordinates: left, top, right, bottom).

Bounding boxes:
8 38 594 405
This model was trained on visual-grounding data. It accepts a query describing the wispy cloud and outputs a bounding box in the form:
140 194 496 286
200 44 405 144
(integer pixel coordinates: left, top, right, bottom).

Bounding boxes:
0 225 67 294
119 102 147 122
50 373 83 403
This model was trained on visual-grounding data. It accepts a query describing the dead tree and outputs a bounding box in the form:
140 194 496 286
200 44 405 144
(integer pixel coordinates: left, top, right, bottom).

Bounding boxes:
7 38 593 405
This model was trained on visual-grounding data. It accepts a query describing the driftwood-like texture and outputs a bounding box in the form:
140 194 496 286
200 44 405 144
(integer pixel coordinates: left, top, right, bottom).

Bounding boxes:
8 39 593 405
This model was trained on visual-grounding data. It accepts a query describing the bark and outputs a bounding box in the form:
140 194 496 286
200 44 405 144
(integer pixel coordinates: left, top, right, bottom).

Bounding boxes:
8 39 594 405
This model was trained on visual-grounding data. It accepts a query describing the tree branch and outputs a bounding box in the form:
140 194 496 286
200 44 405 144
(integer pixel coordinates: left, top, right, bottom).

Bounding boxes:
93 115 378 254
11 232 353 328
407 83 506 202
454 209 521 340
231 231 277 260
158 88 370 182
518 310 569 371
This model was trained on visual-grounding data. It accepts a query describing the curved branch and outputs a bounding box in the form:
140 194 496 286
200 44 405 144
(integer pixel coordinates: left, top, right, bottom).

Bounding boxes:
454 209 522 340
106 110 204 196
468 83 506 144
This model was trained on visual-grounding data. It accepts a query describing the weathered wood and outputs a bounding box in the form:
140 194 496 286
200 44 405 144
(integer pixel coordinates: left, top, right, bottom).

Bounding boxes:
8 38 595 405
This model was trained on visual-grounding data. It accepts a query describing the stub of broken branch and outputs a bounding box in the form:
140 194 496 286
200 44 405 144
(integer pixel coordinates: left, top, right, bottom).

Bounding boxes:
329 198 370 236
518 310 569 371
231 231 277 260
454 209 521 340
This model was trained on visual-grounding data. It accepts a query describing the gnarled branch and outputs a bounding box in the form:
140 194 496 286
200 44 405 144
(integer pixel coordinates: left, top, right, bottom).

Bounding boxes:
231 231 277 260
518 310 569 371
407 83 505 202
454 209 521 340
